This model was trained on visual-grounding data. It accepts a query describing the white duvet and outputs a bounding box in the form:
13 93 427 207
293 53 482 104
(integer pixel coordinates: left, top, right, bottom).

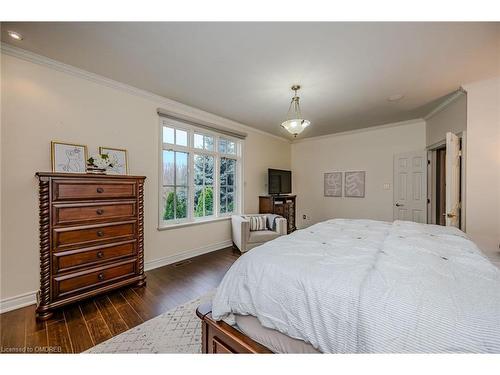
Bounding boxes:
212 219 500 353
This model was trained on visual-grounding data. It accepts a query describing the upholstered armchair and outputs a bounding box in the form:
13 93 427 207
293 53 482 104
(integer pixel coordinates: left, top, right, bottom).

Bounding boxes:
231 214 287 253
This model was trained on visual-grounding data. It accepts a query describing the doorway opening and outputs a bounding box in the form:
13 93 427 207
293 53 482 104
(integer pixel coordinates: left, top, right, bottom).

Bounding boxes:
435 146 446 225
427 132 465 229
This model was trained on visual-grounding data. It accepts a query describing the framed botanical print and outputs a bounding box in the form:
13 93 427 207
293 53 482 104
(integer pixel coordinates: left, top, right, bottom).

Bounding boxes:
99 147 128 175
51 141 88 173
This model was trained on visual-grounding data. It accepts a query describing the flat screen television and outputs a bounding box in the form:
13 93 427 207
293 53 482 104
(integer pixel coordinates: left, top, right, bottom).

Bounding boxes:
268 169 292 195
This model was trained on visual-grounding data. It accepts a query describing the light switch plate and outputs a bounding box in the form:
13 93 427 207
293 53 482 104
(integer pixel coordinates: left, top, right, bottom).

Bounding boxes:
383 183 391 190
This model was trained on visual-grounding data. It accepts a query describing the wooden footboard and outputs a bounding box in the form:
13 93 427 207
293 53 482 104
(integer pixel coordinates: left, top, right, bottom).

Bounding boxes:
196 302 273 354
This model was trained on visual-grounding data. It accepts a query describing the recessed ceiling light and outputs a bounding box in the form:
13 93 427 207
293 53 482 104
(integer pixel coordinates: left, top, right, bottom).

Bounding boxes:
387 94 404 102
7 31 23 41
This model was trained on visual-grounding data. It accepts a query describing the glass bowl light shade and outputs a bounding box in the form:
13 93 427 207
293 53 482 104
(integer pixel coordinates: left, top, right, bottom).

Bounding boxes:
281 85 311 137
281 118 311 137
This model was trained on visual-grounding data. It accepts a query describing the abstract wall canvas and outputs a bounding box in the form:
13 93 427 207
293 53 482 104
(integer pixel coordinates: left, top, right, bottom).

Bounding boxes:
345 171 365 198
324 172 342 197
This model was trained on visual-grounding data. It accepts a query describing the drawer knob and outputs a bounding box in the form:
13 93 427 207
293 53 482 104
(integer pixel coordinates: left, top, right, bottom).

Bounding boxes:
96 209 104 215
96 187 104 193
96 230 104 237
97 273 105 281
96 251 104 258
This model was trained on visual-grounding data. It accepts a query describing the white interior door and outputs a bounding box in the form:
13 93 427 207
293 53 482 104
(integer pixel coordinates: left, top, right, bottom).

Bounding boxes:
445 132 461 227
393 151 427 223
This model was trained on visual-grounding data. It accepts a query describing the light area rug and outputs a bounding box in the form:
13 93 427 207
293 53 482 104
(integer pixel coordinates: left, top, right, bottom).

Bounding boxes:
86 291 214 354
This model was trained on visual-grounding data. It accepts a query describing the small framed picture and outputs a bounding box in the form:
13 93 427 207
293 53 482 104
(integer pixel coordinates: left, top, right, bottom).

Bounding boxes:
99 147 128 175
345 171 366 198
51 141 88 173
324 172 342 197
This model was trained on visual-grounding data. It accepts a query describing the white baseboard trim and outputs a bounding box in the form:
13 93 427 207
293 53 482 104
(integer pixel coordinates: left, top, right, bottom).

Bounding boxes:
0 241 232 314
0 290 38 314
144 240 232 271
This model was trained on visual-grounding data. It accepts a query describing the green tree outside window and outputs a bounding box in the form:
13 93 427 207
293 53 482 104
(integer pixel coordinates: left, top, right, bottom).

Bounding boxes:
195 186 213 217
163 190 187 220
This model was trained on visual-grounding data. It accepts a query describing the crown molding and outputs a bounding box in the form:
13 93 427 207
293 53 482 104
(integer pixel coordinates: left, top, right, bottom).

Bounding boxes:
1 42 290 143
423 88 466 120
292 118 425 144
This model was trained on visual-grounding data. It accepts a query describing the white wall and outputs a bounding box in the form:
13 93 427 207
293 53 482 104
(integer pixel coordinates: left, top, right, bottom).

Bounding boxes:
0 51 291 302
426 93 467 147
463 77 500 260
291 120 426 228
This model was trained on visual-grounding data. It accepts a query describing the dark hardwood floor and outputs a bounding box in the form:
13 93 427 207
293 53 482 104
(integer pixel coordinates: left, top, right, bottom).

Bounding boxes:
0 247 239 354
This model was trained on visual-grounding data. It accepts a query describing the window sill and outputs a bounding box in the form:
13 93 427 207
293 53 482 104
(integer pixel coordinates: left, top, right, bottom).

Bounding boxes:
157 216 232 231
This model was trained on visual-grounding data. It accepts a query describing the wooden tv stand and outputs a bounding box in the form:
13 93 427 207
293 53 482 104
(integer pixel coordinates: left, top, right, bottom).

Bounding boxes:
259 195 296 234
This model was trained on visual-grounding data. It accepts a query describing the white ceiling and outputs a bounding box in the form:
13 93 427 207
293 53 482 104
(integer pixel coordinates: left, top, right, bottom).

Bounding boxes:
2 22 499 138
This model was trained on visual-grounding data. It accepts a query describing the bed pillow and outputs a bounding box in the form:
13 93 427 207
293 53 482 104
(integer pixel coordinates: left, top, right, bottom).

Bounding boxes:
248 216 267 231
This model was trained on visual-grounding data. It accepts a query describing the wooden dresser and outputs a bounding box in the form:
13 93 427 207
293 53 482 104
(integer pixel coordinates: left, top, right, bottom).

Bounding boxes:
259 195 296 234
35 172 146 320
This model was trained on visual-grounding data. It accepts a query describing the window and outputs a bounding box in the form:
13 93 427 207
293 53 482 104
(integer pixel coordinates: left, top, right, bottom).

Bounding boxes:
163 126 188 147
194 154 214 217
159 118 242 227
162 150 188 221
194 133 214 151
218 138 236 155
220 157 236 214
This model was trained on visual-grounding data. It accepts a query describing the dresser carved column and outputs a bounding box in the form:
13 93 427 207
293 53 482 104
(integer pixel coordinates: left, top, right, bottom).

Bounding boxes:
36 176 53 320
136 178 146 287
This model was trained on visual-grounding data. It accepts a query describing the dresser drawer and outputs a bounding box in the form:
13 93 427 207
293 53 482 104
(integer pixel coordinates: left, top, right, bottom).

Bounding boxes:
53 259 137 299
53 221 136 250
53 240 137 273
53 180 137 201
54 201 136 225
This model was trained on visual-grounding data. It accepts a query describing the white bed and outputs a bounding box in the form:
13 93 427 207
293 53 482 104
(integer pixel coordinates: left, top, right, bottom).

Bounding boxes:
212 219 500 353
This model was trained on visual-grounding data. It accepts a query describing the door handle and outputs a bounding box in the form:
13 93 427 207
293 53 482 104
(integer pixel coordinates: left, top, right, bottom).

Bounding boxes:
446 213 456 218
395 203 404 207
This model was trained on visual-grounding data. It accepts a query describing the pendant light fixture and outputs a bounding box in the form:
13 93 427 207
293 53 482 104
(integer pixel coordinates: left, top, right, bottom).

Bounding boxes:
281 85 311 137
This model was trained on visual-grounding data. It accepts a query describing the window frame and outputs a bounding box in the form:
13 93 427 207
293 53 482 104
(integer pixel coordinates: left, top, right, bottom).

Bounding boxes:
161 149 190 222
158 117 243 229
219 156 236 216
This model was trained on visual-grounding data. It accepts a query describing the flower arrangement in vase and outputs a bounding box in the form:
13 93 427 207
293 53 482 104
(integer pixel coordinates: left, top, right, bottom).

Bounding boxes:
87 153 117 174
